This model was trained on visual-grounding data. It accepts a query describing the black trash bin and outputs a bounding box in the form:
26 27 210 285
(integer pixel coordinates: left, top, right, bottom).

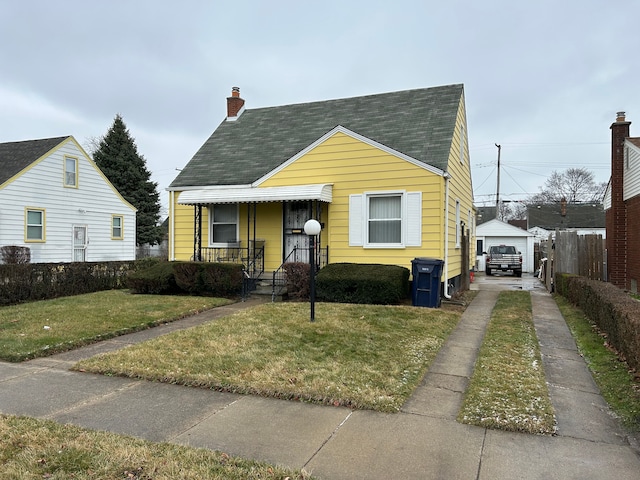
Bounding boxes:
411 258 444 308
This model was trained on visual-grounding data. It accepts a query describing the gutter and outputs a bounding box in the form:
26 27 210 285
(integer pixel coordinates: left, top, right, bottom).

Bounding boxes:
443 172 452 299
169 190 175 261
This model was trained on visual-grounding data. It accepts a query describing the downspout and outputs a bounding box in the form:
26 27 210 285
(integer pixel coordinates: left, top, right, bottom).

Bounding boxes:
169 191 175 260
443 172 452 299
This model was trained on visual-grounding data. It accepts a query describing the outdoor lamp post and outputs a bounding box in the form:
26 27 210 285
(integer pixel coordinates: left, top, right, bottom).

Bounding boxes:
303 219 321 322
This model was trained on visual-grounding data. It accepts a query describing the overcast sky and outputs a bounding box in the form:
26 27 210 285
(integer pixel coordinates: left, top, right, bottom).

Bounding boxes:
2 1 638 216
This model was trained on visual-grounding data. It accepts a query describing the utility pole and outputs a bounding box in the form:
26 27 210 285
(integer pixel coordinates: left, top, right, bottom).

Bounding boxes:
495 143 501 219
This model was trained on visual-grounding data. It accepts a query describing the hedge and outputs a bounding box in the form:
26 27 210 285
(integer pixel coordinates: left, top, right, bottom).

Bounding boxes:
316 263 410 305
555 273 640 373
0 261 138 306
126 261 243 297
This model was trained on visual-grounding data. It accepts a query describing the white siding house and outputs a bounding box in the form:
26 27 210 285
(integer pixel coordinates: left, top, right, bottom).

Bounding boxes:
0 136 136 263
476 219 535 273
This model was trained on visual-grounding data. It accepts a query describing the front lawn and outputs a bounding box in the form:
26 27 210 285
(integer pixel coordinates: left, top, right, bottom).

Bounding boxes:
0 290 231 362
0 415 313 480
75 302 460 412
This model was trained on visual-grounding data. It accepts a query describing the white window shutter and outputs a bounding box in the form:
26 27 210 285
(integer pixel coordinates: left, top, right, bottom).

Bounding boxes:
349 194 364 246
405 191 422 246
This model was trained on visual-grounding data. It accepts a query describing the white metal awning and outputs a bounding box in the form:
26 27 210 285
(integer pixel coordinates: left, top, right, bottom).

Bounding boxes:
177 183 333 205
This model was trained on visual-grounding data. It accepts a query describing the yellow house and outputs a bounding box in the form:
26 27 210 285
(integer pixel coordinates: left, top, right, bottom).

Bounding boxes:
168 85 475 298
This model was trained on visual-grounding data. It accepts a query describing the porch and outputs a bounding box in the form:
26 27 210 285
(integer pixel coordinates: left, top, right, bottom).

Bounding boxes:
175 183 333 297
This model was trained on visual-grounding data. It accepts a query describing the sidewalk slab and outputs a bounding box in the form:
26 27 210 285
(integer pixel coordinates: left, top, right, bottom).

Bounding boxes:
0 370 133 417
307 410 485 480
480 429 640 480
0 361 44 382
548 385 628 445
174 395 352 468
542 354 601 393
52 380 240 443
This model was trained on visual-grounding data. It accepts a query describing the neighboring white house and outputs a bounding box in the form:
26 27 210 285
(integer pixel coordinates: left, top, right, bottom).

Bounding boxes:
476 218 535 273
0 136 137 263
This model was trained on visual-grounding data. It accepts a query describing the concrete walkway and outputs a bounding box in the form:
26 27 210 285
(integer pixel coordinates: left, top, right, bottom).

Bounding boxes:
1 277 639 479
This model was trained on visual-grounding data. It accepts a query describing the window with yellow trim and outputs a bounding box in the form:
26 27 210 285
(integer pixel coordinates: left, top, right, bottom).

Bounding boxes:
26 209 45 242
64 156 78 187
112 215 124 240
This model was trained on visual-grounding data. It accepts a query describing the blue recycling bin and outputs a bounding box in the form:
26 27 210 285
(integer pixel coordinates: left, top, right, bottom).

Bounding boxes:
411 258 444 308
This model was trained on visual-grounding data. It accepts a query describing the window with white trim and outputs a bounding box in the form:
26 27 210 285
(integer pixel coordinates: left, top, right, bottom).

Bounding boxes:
64 156 78 187
209 204 238 245
26 208 45 242
368 194 402 244
349 191 422 248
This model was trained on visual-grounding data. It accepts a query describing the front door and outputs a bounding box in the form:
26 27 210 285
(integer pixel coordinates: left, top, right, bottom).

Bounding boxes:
73 225 88 262
284 201 311 263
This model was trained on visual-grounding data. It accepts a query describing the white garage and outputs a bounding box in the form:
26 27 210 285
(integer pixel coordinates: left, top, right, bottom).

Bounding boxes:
476 219 535 273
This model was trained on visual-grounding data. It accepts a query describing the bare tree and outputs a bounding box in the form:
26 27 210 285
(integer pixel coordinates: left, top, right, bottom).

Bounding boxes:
528 168 604 204
499 201 527 221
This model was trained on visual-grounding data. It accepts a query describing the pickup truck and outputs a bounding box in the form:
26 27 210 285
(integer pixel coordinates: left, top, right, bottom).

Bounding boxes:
485 245 522 277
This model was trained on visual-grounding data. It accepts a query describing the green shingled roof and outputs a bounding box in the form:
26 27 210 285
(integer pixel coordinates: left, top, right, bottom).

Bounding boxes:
527 203 605 229
0 136 69 185
170 84 463 188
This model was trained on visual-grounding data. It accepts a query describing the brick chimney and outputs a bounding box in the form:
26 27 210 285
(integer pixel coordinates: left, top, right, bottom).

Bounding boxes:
607 111 631 288
226 87 245 119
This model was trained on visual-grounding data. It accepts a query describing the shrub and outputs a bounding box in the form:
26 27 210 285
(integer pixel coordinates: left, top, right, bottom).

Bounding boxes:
556 274 640 372
126 262 178 294
283 262 310 300
316 263 410 305
173 262 203 294
0 246 31 264
126 262 243 297
200 262 243 296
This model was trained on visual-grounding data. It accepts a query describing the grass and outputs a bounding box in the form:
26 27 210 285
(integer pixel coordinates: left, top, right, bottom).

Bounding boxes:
458 291 556 434
0 290 231 362
555 295 640 431
75 302 461 412
0 414 314 480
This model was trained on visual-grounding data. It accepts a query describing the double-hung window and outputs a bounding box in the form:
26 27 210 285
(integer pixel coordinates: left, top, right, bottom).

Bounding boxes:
64 156 78 187
25 208 45 242
209 204 238 245
368 194 402 244
349 191 421 248
112 215 124 240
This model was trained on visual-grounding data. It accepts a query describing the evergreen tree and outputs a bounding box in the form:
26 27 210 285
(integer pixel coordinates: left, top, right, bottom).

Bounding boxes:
93 114 163 246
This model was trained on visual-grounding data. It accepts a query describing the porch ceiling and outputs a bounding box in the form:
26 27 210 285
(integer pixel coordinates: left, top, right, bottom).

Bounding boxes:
177 183 333 205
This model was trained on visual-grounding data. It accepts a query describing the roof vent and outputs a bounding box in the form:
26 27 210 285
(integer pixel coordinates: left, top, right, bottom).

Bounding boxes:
616 111 626 122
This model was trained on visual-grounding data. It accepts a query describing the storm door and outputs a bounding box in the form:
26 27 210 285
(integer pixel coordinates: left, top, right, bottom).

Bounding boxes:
283 201 311 263
73 225 88 262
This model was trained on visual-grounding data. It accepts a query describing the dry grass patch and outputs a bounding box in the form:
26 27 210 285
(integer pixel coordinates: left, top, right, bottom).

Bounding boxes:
75 302 460 412
459 291 556 434
0 290 231 362
0 415 313 479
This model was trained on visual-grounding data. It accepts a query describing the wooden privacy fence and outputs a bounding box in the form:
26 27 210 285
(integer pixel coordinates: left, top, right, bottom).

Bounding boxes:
549 231 605 286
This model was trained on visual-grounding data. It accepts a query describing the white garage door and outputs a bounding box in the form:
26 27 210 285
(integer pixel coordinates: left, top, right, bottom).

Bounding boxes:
484 237 530 272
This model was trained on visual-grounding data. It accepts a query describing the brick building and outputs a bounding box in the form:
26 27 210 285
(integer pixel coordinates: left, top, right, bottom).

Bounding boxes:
604 113 640 292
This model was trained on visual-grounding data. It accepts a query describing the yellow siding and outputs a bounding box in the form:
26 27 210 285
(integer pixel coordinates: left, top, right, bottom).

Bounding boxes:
443 94 476 279
261 132 444 269
170 106 476 285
